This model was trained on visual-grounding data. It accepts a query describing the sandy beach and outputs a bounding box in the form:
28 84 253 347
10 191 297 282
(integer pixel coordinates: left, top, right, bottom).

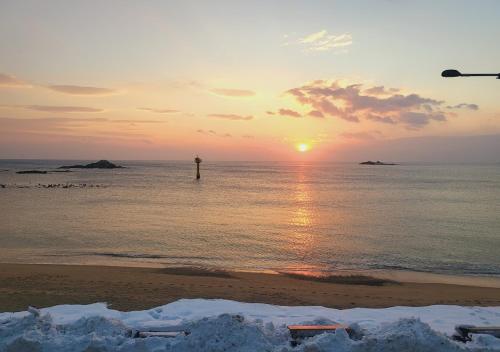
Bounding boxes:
1 263 499 312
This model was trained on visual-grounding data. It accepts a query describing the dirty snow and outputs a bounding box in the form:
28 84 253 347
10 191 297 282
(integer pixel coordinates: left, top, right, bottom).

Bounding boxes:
0 299 499 351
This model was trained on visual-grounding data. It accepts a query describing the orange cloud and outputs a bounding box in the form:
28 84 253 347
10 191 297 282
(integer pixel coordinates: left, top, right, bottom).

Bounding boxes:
266 109 302 117
0 73 29 87
138 107 180 113
47 85 117 95
340 131 382 140
284 80 477 128
207 113 253 121
0 117 164 133
308 110 324 118
24 105 103 113
197 129 232 137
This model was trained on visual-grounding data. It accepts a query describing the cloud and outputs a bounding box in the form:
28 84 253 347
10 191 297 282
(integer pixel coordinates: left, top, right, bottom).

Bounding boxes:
298 30 352 52
197 129 232 137
0 73 29 87
47 85 117 95
266 109 302 117
365 114 396 124
446 103 479 111
0 117 108 135
210 88 255 97
284 79 471 128
308 110 324 118
399 111 446 129
278 108 301 118
0 117 164 132
340 131 382 140
138 107 180 113
363 86 399 96
111 119 165 124
207 113 253 121
300 30 328 44
24 105 103 113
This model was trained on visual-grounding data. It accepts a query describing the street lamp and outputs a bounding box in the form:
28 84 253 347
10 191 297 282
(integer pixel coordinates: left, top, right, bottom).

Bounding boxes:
442 69 500 79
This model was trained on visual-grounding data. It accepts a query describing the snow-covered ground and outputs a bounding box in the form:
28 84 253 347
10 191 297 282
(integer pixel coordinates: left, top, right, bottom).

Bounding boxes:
1 299 499 351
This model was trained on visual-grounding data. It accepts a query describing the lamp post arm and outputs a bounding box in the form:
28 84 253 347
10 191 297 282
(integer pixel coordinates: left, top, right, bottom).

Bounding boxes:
460 73 499 77
442 69 500 78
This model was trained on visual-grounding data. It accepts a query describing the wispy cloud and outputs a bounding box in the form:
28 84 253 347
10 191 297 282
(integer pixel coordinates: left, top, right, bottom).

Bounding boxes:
278 108 301 118
363 86 399 96
308 110 324 118
446 103 479 111
210 88 255 97
23 105 104 113
283 80 477 129
47 85 117 95
0 73 29 87
197 129 232 137
267 109 302 118
0 117 164 131
298 30 352 52
111 119 165 124
340 131 382 140
138 107 180 114
0 117 155 146
207 113 253 121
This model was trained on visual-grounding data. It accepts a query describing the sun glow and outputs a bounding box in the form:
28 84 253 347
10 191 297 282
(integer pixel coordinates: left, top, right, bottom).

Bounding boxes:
296 143 310 152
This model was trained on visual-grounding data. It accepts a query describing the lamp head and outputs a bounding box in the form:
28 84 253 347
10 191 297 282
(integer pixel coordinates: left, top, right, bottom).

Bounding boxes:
441 69 462 78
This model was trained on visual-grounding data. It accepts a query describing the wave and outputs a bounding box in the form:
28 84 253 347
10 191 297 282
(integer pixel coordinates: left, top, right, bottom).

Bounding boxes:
45 252 213 261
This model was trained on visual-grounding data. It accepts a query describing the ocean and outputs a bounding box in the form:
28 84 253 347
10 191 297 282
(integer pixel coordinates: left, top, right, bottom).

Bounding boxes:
0 159 499 280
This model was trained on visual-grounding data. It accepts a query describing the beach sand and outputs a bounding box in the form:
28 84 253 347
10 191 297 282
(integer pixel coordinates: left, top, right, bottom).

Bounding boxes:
1 263 499 312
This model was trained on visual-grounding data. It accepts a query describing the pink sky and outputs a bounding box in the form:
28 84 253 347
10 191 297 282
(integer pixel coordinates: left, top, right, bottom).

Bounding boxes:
1 1 499 161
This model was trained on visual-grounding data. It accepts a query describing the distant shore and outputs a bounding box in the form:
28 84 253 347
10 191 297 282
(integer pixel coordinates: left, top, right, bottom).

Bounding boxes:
1 263 500 313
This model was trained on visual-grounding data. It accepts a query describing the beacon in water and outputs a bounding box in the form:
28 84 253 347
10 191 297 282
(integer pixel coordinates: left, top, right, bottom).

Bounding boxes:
194 155 202 180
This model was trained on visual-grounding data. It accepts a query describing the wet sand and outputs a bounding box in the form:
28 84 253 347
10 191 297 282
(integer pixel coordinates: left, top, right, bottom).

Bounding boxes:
1 263 499 312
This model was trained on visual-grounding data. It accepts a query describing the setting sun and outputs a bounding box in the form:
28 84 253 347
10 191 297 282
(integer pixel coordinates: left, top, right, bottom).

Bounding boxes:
297 143 310 152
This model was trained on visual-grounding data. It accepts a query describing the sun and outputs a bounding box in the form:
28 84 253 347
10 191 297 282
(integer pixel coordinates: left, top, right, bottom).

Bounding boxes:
296 143 310 152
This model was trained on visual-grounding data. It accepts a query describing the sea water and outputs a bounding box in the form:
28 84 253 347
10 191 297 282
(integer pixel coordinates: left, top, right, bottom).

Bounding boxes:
0 160 499 279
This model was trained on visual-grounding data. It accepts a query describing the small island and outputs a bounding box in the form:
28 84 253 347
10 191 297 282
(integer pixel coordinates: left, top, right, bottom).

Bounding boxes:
59 160 123 169
360 160 398 166
16 170 48 174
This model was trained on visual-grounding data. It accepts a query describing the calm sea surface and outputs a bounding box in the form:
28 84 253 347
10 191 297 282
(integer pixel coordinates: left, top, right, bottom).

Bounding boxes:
0 160 499 278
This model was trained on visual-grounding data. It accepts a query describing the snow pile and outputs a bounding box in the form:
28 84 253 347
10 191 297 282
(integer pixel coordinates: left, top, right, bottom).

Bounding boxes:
0 299 499 351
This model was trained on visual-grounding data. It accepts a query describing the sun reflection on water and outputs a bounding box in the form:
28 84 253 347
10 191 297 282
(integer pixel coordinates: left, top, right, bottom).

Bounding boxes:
287 170 317 259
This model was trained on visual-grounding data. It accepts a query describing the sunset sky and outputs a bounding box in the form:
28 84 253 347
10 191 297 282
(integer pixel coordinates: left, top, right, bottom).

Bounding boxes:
1 0 499 161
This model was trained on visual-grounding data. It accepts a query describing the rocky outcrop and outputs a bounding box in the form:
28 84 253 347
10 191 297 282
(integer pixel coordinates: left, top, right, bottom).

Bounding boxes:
59 160 123 169
0 183 106 189
360 161 398 165
16 170 48 174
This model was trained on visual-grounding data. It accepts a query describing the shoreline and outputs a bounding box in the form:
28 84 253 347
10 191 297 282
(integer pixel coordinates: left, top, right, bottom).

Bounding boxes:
1 263 500 313
2 257 500 288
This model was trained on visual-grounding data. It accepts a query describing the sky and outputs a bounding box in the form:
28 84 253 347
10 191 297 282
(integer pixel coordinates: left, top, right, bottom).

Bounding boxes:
0 0 499 162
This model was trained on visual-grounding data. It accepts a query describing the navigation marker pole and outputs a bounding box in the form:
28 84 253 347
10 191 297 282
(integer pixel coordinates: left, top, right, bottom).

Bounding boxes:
195 156 202 180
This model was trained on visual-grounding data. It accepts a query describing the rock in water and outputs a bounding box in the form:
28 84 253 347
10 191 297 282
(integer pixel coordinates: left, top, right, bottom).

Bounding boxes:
16 170 48 174
360 160 398 165
59 160 123 169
